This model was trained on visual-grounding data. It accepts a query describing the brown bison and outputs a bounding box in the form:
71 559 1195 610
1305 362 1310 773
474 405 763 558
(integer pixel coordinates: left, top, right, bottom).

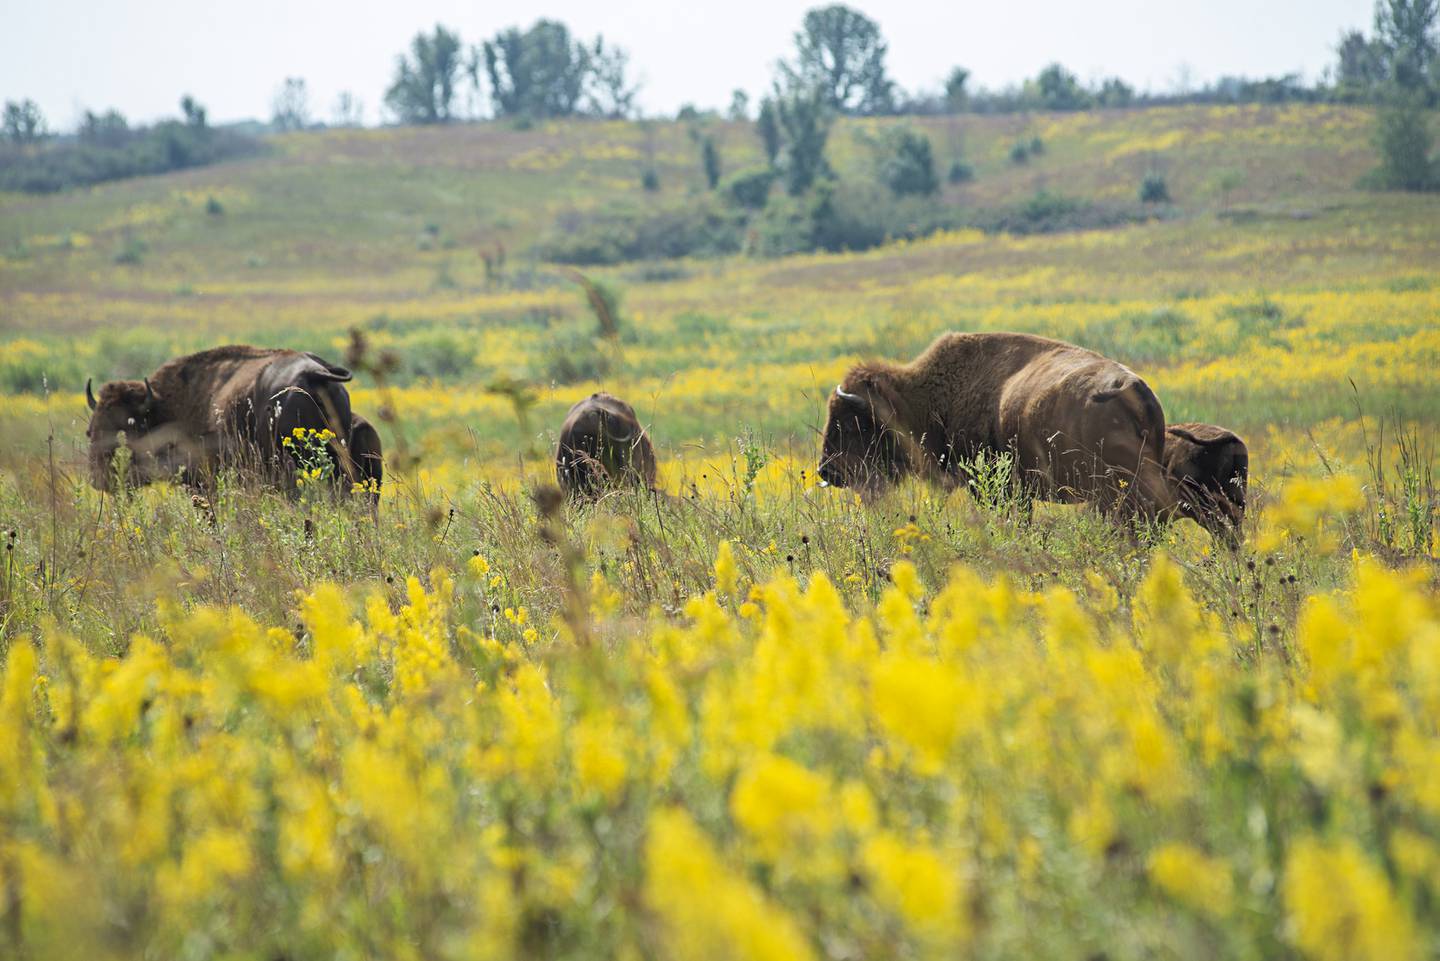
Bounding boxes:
344 413 384 507
556 392 657 497
819 332 1177 520
85 345 361 495
1164 423 1248 542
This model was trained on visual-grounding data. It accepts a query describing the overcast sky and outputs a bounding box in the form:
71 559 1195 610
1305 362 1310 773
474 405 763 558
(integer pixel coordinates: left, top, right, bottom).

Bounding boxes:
3 0 1374 129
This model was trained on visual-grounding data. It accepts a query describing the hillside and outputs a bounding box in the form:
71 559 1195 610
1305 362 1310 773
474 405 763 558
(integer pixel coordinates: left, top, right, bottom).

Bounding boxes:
1 103 1436 475
0 104 1392 291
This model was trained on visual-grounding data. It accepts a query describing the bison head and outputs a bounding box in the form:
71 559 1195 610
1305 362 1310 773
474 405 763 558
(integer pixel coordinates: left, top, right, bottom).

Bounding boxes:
818 373 908 490
85 378 187 491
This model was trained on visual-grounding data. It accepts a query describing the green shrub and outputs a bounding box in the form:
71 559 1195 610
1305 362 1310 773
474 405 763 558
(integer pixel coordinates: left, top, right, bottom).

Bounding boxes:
537 200 745 265
402 329 474 380
970 191 1146 235
1009 140 1030 165
723 166 776 209
541 327 613 384
114 232 147 265
874 127 938 197
1371 93 1438 192
947 160 974 184
641 168 660 192
1140 173 1171 203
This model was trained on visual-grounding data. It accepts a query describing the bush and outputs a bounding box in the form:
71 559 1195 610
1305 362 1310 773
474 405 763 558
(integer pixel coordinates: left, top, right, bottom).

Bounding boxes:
537 200 746 265
874 127 939 197
641 168 660 192
754 180 963 258
114 232 147 265
970 191 1149 235
723 166 776 209
1371 94 1438 192
541 327 613 384
1140 174 1171 203
1009 140 1031 165
947 160 974 184
701 136 721 190
402 329 474 380
204 195 225 216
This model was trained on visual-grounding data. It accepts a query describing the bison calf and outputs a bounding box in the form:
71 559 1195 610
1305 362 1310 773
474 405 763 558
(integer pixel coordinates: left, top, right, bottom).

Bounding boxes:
343 413 384 507
556 393 657 497
1164 423 1248 544
819 332 1177 521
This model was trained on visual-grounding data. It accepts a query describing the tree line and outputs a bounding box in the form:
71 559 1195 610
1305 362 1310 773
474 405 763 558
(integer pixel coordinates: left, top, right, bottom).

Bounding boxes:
3 1 1435 194
0 96 260 194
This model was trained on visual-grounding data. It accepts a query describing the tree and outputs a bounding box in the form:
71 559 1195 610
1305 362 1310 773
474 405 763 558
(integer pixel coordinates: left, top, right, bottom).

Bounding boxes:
756 98 782 166
180 95 207 128
1374 0 1438 98
1374 92 1438 188
701 136 722 189
3 100 46 144
944 67 970 112
271 77 311 131
332 91 364 127
781 4 894 115
79 109 129 148
775 85 834 194
484 20 590 120
1337 30 1389 99
875 126 937 197
587 37 639 118
1029 63 1091 110
385 25 464 124
728 90 751 121
1096 77 1135 107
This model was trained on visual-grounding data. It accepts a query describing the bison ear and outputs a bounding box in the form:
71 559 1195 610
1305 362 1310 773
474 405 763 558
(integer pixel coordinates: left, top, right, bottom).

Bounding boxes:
86 378 97 411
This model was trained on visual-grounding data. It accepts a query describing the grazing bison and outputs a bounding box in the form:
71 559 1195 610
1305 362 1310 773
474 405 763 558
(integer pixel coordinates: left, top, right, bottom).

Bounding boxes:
556 392 657 497
1164 423 1248 543
85 345 357 494
344 413 384 507
818 332 1177 520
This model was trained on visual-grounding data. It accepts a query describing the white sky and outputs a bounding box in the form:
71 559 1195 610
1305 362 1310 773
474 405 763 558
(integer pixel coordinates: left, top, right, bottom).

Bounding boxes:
2 0 1375 129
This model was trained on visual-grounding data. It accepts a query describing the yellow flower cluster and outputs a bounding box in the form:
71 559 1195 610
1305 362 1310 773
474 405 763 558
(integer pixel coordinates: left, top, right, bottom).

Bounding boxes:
1 540 1436 957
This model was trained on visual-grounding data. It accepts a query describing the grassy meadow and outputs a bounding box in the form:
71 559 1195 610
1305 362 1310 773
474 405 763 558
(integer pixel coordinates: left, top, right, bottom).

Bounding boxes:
1 104 1439 959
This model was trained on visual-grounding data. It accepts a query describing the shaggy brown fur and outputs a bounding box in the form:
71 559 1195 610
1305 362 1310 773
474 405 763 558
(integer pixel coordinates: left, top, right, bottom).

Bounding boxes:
819 332 1177 520
556 392 657 497
85 345 354 493
344 413 384 508
1164 423 1248 542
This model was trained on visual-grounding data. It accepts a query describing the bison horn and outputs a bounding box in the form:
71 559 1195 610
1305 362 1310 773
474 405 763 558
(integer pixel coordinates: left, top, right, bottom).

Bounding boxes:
86 378 97 410
834 384 863 403
142 378 156 411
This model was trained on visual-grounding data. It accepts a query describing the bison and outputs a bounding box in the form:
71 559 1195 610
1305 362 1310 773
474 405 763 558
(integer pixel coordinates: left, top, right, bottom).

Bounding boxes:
818 332 1177 520
1163 423 1248 543
85 345 363 495
344 413 385 507
556 392 657 497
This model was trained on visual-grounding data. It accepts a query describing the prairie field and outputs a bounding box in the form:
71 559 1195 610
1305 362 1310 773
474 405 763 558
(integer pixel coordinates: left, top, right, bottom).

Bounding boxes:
1 105 1439 959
